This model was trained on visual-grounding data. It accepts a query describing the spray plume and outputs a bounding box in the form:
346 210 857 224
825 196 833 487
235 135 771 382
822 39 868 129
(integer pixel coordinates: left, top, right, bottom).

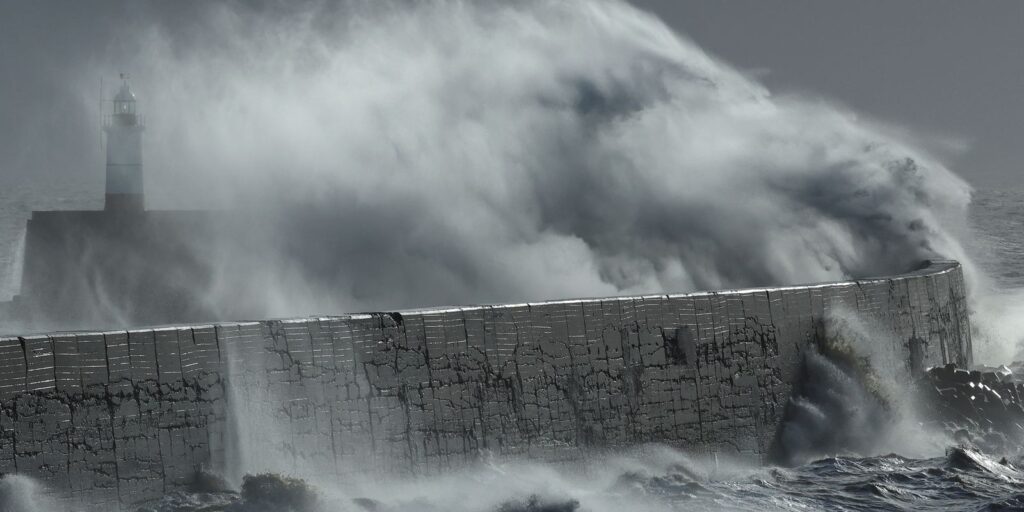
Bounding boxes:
72 0 971 323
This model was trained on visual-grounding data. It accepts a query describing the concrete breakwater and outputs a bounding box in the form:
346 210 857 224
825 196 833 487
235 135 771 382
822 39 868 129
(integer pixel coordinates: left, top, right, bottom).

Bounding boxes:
0 261 970 509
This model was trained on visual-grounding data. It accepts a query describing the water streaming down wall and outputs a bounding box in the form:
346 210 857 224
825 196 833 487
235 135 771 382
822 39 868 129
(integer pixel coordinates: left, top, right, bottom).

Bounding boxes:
0 260 970 509
0 226 25 302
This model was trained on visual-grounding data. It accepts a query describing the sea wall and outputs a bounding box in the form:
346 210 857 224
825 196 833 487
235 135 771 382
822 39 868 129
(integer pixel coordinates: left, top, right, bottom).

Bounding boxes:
0 260 970 509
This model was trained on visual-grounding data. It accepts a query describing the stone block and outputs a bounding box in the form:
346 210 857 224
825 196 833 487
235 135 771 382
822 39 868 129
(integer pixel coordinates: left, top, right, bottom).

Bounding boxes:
0 337 25 401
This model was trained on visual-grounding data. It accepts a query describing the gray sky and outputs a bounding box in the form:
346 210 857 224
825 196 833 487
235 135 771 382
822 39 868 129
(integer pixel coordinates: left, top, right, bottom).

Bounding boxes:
630 0 1024 188
0 0 1020 189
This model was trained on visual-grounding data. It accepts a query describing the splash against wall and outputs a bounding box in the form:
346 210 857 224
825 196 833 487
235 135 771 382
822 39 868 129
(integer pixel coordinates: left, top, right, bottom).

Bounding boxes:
74 0 973 320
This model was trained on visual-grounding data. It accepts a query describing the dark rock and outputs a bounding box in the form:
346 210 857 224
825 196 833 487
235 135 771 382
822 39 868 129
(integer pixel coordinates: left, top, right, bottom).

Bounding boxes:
496 495 580 512
233 473 318 512
352 497 383 511
189 470 234 494
917 362 1024 457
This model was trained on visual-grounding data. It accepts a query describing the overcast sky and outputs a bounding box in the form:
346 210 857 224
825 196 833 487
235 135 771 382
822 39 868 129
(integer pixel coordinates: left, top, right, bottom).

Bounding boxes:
631 0 1023 188
0 0 1020 190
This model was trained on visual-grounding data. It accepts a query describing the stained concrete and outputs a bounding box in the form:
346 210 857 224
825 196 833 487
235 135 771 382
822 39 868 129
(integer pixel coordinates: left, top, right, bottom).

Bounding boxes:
0 260 970 509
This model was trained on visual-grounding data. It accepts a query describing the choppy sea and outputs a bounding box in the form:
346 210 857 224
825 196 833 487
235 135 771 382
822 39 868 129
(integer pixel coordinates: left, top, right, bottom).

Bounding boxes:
0 184 1022 512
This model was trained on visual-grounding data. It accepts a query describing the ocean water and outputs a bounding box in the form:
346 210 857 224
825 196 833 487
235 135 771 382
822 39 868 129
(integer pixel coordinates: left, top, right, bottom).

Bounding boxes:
134 446 1024 512
0 185 1021 511
969 188 1024 289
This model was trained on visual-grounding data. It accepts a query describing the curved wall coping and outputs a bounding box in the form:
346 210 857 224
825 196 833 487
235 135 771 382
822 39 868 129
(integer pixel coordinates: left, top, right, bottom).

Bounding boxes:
2 259 962 339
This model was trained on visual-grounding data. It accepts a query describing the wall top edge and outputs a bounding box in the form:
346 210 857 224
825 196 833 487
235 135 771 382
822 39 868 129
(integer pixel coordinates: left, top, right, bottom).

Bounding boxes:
2 260 962 339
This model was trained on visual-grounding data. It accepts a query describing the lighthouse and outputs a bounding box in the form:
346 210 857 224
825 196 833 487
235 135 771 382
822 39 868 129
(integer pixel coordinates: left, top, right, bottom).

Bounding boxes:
103 75 145 211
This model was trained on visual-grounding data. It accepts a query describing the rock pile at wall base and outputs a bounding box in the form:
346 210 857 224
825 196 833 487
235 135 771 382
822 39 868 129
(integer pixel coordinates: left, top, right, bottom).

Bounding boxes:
916 362 1024 455
0 261 970 510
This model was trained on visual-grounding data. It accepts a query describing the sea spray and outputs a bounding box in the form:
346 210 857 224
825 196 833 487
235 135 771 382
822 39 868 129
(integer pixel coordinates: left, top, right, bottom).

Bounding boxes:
50 0 977 327
2 226 25 302
772 307 952 466
0 474 60 512
771 345 894 466
969 287 1024 365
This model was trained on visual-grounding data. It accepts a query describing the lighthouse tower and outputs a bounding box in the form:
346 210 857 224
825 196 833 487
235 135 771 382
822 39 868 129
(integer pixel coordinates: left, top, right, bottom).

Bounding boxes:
103 75 145 211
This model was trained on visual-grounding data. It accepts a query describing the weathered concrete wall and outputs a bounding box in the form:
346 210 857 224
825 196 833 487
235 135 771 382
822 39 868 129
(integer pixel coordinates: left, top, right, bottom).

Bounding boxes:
0 260 970 509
